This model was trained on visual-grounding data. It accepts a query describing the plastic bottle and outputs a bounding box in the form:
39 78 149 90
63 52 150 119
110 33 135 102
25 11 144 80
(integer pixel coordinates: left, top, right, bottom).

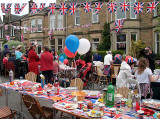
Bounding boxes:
127 92 133 108
106 83 115 107
9 70 13 82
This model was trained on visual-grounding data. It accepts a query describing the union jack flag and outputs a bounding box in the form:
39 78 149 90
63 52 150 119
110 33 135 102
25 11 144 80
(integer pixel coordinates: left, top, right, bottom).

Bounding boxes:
147 2 159 13
31 3 38 14
83 2 92 13
1 3 12 13
134 2 144 14
115 19 124 33
49 3 56 14
14 3 27 14
120 2 130 12
39 3 46 12
59 3 68 15
107 2 117 13
69 3 77 15
95 2 103 14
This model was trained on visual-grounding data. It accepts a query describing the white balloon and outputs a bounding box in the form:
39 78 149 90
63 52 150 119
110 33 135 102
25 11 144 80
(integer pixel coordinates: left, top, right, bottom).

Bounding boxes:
77 38 91 55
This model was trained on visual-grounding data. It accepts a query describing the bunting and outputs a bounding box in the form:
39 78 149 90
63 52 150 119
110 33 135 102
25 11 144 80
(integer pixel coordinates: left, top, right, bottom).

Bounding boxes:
14 3 27 14
83 2 92 13
69 3 77 15
59 3 68 15
1 3 12 13
107 2 117 13
39 3 46 12
115 19 124 33
95 2 103 14
147 2 159 13
120 2 130 12
134 2 144 14
31 3 38 14
49 3 56 14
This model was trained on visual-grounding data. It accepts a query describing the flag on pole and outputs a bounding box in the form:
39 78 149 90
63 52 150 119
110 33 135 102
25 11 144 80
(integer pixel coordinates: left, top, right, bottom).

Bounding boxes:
69 3 77 15
83 2 92 13
95 2 103 14
49 3 56 14
115 19 124 33
107 2 117 13
59 3 68 15
134 2 144 14
147 2 159 13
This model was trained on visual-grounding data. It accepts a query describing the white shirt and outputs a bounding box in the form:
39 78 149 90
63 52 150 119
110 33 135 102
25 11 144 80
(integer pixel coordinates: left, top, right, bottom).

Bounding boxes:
135 68 152 84
104 54 112 65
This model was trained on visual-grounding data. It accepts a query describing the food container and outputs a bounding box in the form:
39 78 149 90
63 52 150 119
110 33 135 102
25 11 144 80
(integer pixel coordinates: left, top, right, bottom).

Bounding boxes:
72 91 86 101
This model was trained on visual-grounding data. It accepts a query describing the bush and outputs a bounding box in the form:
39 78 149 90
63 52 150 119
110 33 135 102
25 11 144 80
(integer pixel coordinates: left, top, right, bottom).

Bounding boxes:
3 40 25 53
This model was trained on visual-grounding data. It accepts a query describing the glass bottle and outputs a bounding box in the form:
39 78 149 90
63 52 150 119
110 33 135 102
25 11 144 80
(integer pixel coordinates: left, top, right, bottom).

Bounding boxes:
106 83 115 107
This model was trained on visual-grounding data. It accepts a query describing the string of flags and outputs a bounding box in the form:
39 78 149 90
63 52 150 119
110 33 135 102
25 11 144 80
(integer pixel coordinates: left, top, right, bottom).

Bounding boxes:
0 1 159 15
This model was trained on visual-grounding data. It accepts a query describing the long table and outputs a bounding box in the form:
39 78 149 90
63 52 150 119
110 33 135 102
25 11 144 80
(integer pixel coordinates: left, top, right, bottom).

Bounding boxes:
0 80 146 119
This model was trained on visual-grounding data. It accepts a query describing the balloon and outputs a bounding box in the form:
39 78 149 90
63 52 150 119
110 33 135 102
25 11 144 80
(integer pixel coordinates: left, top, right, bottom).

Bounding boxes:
63 59 68 65
59 56 64 63
65 35 79 53
77 38 91 55
64 47 77 58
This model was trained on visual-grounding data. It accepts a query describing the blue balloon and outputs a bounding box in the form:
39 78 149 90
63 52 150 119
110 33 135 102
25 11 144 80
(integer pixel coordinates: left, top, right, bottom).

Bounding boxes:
59 56 64 63
65 35 79 53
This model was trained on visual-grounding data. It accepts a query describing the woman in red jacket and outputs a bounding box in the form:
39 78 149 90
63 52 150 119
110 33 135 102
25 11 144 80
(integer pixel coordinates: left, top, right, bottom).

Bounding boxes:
28 44 40 77
40 46 54 84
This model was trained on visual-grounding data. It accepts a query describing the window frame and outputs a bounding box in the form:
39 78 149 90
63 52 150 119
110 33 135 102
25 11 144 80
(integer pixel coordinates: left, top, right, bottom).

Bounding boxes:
50 38 55 50
57 15 63 29
130 0 137 19
116 34 126 52
92 38 100 51
155 32 160 54
131 33 137 42
23 24 27 34
50 14 56 30
31 19 36 33
37 19 43 32
92 9 99 23
75 10 80 25
58 38 63 50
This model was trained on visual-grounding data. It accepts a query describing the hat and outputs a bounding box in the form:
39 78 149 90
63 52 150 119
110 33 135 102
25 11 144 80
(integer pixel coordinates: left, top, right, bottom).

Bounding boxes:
127 57 136 64
106 51 112 54
114 54 122 61
16 45 22 49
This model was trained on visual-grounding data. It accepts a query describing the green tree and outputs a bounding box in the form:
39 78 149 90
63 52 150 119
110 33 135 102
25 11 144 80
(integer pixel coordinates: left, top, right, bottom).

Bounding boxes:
97 22 111 51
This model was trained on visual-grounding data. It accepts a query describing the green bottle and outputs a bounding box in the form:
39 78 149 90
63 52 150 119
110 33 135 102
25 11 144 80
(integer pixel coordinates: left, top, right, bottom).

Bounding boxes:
106 83 115 107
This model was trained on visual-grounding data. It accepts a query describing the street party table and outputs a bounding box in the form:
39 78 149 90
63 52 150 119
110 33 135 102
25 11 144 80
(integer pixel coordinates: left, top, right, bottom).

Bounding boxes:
0 80 158 119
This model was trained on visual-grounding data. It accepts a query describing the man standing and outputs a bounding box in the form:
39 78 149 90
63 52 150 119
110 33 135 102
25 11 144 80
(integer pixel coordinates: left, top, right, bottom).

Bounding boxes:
40 46 54 84
104 51 113 77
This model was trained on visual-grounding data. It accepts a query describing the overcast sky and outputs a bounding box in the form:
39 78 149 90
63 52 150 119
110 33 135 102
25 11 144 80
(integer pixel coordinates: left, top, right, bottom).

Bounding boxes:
0 0 56 21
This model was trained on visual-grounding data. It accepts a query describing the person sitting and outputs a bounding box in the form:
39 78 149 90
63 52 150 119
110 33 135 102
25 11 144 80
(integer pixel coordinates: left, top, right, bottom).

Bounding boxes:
135 58 154 99
113 54 122 64
116 56 135 88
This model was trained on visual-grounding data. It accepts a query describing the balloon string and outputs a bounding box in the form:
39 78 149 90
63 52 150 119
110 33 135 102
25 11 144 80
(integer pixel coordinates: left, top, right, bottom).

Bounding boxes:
74 59 78 102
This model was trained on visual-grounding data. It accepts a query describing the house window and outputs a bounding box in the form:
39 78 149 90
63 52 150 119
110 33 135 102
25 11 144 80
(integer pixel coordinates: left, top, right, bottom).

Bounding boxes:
75 10 80 25
50 15 56 30
31 19 36 32
58 38 63 50
24 24 27 33
92 38 99 51
50 39 55 49
11 26 15 36
115 0 126 20
117 34 126 52
131 33 137 41
92 9 99 23
37 19 42 32
155 33 160 54
130 0 136 19
57 15 63 28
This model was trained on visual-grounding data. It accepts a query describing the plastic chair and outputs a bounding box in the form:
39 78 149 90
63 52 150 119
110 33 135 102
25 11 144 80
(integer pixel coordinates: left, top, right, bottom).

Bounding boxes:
22 94 53 119
25 72 37 82
111 64 121 82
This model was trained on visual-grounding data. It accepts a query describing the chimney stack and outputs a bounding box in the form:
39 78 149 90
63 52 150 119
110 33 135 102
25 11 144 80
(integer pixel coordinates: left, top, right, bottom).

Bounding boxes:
29 0 34 14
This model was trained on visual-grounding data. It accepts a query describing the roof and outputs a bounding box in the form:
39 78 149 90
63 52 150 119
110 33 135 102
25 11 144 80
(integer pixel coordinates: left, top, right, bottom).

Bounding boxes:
10 14 22 22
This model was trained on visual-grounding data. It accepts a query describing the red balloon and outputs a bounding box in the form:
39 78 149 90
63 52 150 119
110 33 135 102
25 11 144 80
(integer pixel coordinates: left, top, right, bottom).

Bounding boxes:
64 47 77 58
63 59 68 65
